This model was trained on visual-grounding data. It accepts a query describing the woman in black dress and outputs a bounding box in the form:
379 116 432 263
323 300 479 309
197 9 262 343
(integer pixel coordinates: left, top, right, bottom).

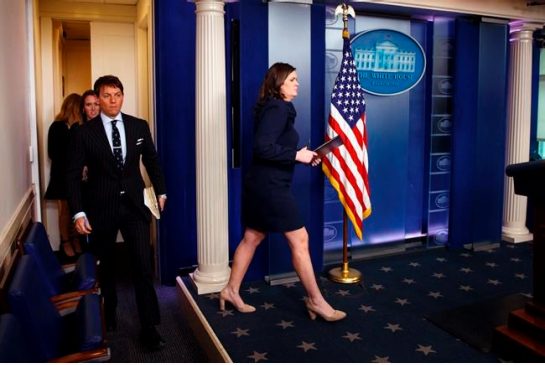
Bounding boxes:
220 63 346 322
44 93 83 258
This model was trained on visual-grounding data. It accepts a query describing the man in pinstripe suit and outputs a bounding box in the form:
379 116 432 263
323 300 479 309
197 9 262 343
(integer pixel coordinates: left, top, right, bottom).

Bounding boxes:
67 75 167 350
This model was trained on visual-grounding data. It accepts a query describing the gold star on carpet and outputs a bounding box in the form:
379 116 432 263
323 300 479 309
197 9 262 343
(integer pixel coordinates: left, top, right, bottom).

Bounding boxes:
206 293 220 299
297 341 317 352
245 287 260 294
371 355 390 363
359 304 375 313
336 289 351 296
231 328 250 338
283 282 297 288
510 257 521 262
460 267 473 273
384 323 403 332
395 298 410 306
460 252 472 257
371 284 384 290
428 291 443 299
432 272 445 279
408 262 420 267
276 320 294 329
218 309 234 317
380 266 392 272
342 332 362 342
416 344 436 356
485 262 498 268
487 279 501 286
515 273 527 279
402 278 415 284
459 284 473 291
247 351 268 362
260 302 275 310
436 257 447 262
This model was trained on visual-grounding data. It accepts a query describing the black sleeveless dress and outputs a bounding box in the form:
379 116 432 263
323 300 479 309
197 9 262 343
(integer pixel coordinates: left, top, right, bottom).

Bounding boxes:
242 98 304 232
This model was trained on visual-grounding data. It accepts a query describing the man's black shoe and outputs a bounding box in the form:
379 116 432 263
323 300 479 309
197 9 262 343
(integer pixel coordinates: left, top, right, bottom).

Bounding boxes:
106 320 117 332
140 326 166 351
105 312 117 331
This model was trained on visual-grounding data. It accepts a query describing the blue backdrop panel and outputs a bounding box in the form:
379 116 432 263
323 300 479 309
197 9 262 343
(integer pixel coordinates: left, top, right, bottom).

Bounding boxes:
266 3 325 279
450 19 508 248
351 16 412 246
405 20 430 240
154 0 197 283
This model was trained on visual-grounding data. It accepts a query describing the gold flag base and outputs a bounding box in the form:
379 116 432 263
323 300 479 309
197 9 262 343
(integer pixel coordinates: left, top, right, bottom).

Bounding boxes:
328 263 362 284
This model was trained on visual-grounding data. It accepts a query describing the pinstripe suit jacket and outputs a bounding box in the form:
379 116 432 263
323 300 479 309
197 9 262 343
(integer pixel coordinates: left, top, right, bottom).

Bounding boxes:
66 113 166 230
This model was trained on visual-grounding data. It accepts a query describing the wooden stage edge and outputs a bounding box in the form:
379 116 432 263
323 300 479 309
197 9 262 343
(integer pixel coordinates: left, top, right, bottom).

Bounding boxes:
176 276 232 363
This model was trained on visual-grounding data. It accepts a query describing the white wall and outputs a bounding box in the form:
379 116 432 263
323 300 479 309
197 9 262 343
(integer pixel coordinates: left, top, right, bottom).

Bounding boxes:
0 0 36 262
91 22 137 115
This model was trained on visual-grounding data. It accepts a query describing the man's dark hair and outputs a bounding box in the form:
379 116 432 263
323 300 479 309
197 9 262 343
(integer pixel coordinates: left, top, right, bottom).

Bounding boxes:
93 75 124 95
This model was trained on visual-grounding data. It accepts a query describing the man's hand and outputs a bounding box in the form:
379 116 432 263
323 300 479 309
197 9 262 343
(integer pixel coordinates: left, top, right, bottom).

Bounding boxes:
75 216 92 235
158 196 167 212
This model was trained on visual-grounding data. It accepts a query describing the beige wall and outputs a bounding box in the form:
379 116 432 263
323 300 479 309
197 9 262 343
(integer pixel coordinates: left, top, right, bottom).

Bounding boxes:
63 39 92 96
0 0 37 265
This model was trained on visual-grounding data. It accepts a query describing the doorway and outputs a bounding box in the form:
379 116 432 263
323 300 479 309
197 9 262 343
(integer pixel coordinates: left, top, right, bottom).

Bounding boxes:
36 0 158 273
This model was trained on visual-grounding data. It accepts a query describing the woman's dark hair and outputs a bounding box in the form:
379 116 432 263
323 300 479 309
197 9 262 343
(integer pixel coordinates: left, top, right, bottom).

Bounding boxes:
257 62 296 105
80 89 98 122
93 75 124 96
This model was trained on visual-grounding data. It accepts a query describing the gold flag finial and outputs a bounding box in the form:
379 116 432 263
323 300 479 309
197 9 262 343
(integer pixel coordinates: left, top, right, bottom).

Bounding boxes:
334 3 356 39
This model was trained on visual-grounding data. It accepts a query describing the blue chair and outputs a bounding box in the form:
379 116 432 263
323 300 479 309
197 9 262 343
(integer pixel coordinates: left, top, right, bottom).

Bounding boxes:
0 313 40 362
23 222 97 300
7 255 109 362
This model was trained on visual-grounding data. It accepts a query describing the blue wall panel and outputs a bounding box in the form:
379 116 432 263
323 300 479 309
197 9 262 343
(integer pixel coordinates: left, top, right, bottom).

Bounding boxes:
450 18 479 249
234 0 269 281
450 19 508 248
155 0 197 283
473 22 508 242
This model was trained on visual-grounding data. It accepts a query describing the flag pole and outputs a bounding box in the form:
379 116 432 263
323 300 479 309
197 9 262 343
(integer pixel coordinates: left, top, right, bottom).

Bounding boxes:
328 3 362 285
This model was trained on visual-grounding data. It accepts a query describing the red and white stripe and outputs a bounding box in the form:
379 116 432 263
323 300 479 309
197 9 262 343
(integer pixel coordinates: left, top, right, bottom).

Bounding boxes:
322 104 371 240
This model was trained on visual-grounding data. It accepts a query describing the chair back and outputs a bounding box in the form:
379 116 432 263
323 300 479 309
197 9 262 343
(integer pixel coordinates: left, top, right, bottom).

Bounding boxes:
8 255 62 360
0 313 41 362
22 222 64 296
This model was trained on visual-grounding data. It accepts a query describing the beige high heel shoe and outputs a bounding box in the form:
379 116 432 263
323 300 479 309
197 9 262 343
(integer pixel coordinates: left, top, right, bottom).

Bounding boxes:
304 298 346 322
219 291 256 313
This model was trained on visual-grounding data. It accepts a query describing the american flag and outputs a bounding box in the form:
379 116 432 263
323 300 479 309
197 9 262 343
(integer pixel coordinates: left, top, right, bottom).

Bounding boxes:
322 37 371 240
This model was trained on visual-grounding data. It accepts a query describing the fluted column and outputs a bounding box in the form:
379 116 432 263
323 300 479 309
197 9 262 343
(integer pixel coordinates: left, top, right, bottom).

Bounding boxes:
191 0 230 294
502 21 541 243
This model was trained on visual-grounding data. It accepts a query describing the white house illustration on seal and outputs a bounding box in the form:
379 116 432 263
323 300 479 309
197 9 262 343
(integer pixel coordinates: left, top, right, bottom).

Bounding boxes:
354 40 416 72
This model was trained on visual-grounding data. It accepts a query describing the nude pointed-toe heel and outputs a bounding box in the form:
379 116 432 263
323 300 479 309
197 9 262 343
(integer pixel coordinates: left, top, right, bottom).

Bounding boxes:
219 292 256 313
305 299 346 322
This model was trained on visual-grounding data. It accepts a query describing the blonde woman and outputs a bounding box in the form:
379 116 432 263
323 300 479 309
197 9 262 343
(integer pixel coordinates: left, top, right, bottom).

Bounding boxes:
44 93 83 258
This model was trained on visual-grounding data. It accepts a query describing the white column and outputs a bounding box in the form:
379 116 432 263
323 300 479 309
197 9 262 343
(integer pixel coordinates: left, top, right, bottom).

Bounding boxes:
191 0 230 294
502 21 541 243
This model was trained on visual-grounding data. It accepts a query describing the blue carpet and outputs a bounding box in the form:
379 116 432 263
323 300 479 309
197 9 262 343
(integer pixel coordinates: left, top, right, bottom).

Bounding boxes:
183 243 532 362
